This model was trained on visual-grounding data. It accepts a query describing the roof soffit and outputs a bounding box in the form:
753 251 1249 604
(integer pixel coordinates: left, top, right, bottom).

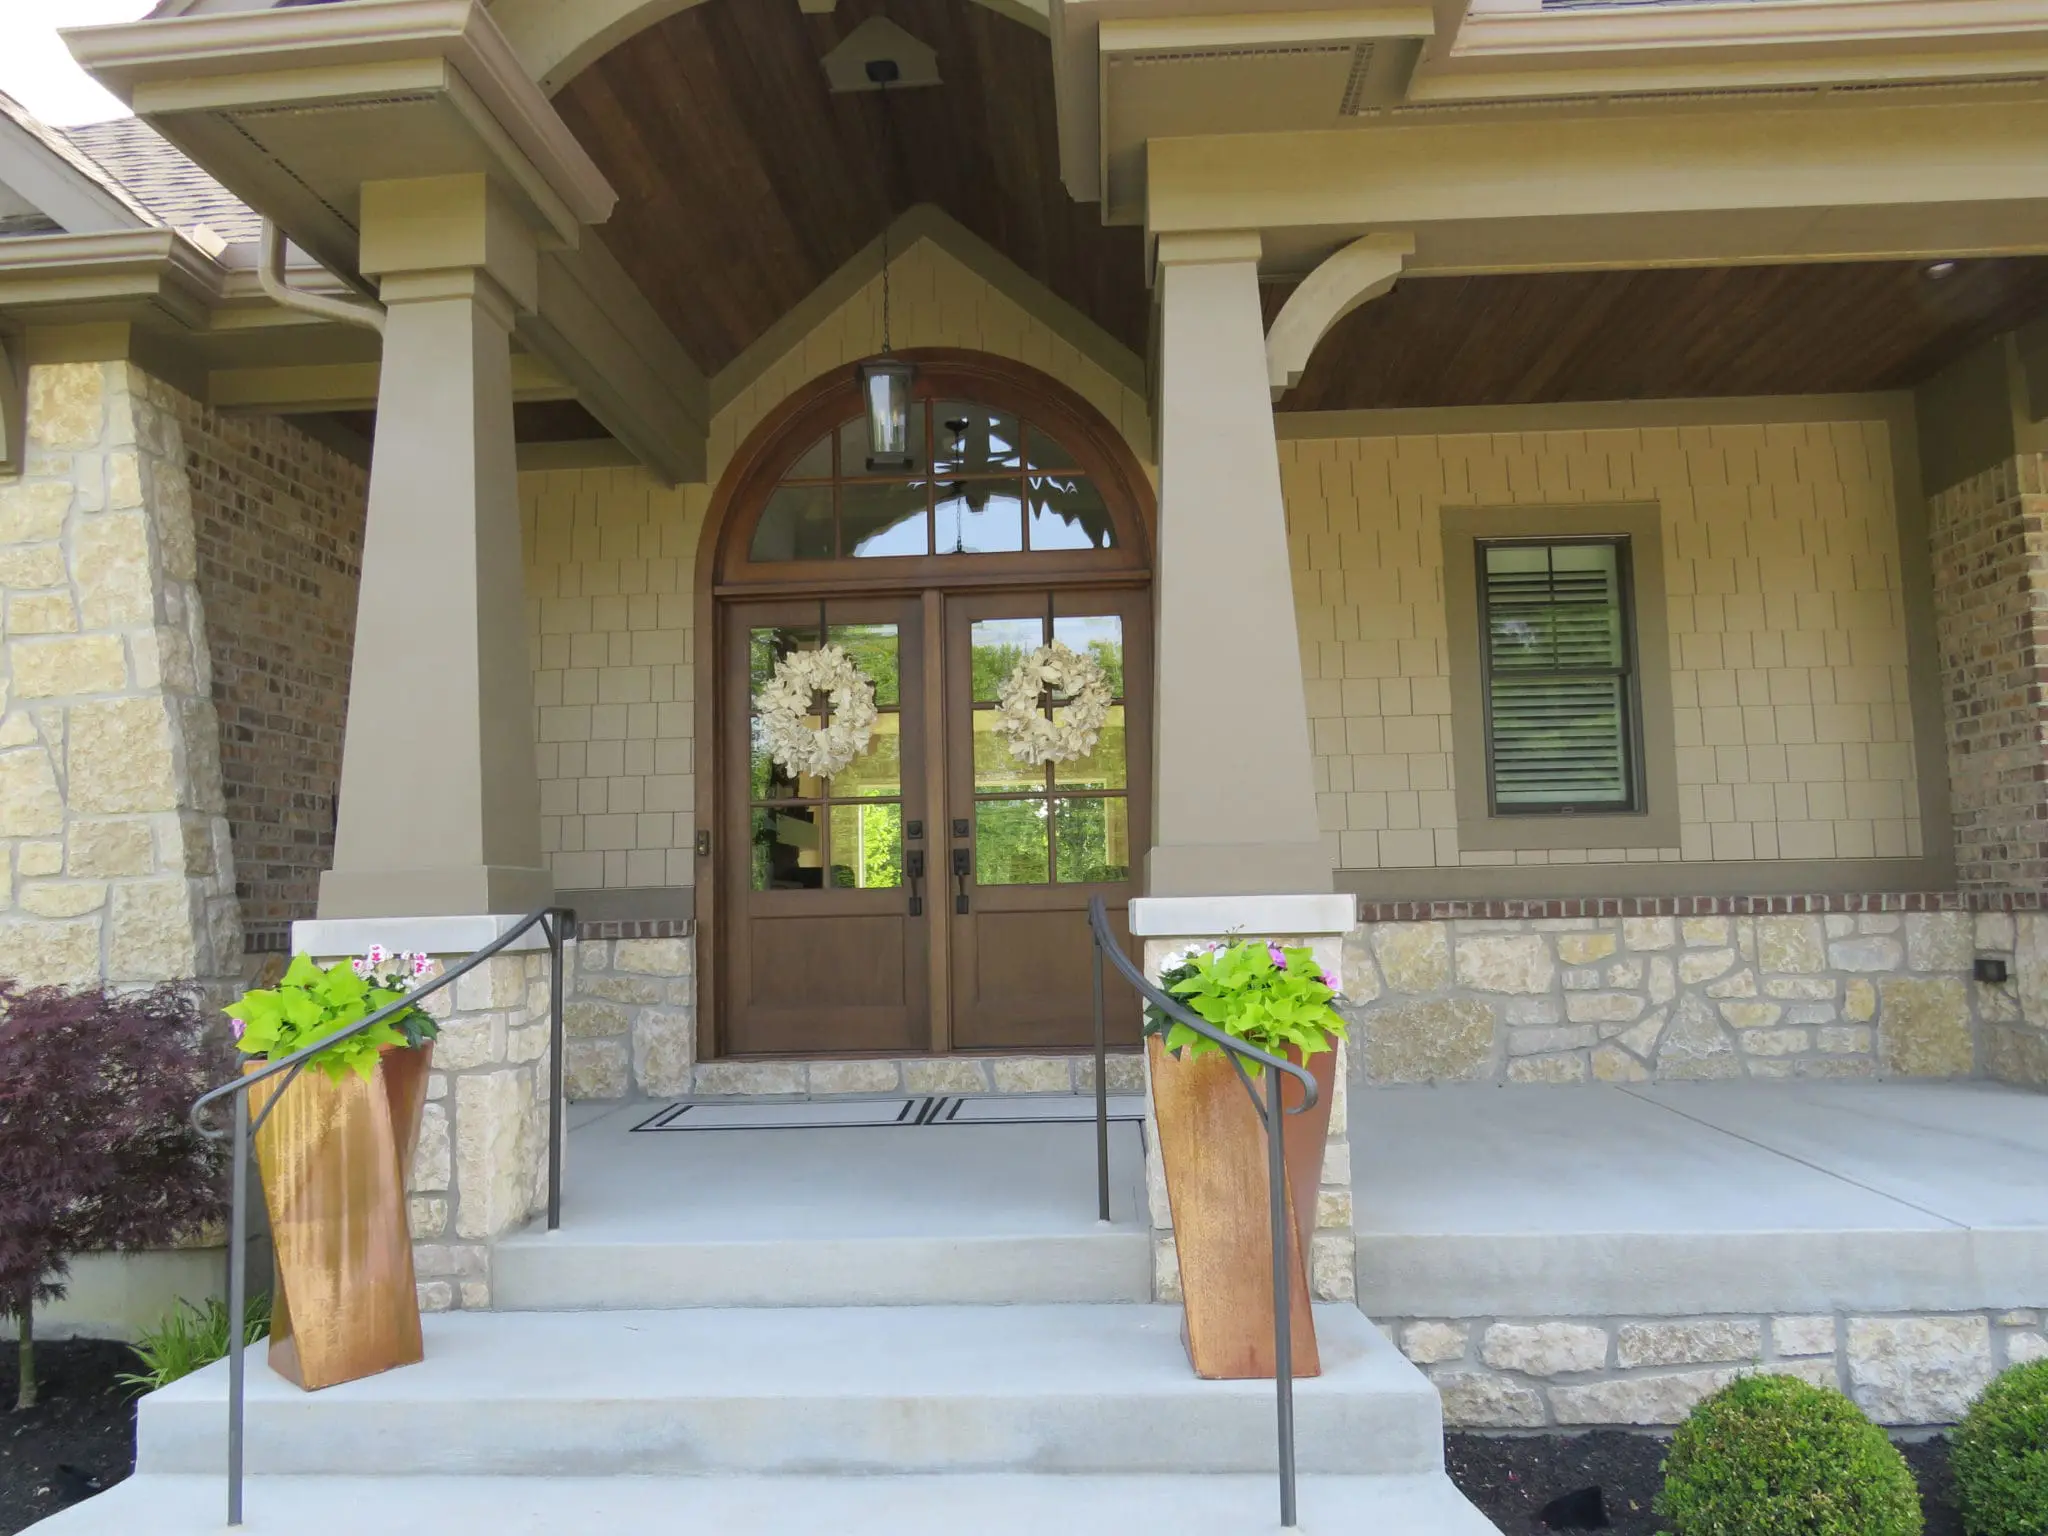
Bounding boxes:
63 0 617 282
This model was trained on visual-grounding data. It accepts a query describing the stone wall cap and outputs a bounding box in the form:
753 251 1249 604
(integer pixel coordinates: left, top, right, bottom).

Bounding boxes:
1128 893 1357 937
292 913 551 958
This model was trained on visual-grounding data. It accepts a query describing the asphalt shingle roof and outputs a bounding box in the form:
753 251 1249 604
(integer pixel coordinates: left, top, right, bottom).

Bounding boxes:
62 116 260 243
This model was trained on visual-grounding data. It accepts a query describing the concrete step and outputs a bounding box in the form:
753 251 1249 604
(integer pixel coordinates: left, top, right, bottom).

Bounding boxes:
137 1305 1445 1479
28 1471 1502 1535
501 1110 1153 1307
493 1225 1154 1307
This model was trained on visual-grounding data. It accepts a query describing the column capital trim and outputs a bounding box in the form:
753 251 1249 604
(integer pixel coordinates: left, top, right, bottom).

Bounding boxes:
376 267 527 328
1154 229 1262 278
1130 894 1358 938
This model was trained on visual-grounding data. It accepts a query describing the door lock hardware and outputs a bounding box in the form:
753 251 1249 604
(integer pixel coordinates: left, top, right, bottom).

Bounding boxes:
906 850 925 917
695 830 711 857
952 818 970 839
905 819 924 840
951 846 971 914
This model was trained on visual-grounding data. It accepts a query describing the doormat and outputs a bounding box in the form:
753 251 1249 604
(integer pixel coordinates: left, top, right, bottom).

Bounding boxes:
630 1094 1147 1132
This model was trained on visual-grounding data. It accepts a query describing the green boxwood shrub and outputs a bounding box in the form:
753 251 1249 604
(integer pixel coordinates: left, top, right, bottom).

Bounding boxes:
1950 1357 2048 1536
1656 1373 1922 1536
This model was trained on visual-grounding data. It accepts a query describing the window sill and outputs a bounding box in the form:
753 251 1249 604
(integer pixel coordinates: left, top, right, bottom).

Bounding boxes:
1454 808 1681 852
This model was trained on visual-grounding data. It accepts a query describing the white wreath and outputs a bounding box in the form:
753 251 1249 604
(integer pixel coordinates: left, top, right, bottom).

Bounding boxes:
757 644 879 781
993 641 1114 766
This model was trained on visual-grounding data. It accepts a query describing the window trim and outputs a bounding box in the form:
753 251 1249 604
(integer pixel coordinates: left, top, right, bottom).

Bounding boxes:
1476 535 1643 817
1443 504 1679 852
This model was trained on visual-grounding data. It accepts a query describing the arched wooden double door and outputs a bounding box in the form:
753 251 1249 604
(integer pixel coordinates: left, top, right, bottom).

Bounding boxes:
704 353 1150 1058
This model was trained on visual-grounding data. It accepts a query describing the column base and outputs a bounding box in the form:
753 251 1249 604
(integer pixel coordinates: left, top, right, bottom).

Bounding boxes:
1130 891 1356 939
317 864 554 921
1144 840 1334 899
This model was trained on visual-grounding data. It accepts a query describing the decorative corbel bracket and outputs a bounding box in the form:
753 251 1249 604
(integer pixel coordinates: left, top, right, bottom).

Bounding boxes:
1265 232 1415 401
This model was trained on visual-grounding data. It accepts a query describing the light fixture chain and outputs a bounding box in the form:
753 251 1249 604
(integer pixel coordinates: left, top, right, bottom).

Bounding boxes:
879 76 892 354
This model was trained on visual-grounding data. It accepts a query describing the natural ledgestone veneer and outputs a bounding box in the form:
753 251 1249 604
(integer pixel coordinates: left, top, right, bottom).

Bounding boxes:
0 362 241 999
1392 1306 2040 1428
1343 904 2015 1085
397 948 557 1312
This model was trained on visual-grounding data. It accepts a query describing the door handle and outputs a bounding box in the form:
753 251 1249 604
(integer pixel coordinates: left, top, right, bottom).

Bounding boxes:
906 850 925 917
951 846 971 914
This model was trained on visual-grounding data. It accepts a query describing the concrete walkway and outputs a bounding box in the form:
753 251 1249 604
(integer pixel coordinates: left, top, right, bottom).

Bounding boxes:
1351 1080 2048 1317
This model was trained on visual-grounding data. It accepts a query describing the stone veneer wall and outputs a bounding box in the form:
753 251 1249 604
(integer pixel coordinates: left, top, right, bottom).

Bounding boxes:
398 945 555 1312
1394 1309 2048 1429
0 360 239 998
174 397 366 960
1345 902 2015 1085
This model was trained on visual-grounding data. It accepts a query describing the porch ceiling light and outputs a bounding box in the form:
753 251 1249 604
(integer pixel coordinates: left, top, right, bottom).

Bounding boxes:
858 57 916 472
860 356 915 471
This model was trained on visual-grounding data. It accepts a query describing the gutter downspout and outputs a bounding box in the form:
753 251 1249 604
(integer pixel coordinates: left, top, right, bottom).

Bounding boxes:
259 219 384 334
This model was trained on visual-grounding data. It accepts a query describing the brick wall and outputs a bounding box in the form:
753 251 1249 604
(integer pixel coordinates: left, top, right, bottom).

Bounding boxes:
1927 452 2048 892
1284 419 1921 869
171 397 366 955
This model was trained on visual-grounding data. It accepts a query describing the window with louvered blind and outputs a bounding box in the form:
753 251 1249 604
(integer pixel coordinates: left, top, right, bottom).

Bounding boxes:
1478 539 1640 814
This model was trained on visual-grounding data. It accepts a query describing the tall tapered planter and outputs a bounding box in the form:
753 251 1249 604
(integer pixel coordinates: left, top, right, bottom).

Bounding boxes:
246 1043 430 1390
1149 1037 1337 1380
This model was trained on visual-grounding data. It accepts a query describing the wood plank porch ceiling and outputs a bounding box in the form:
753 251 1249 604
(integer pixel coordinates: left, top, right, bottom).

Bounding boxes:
550 0 1148 376
543 0 2048 414
1269 259 2048 413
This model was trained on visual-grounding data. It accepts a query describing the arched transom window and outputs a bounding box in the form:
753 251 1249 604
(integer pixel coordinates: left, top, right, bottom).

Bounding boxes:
748 399 1116 562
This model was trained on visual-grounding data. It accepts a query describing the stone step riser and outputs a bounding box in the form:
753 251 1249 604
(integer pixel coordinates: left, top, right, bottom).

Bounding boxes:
490 1234 1154 1309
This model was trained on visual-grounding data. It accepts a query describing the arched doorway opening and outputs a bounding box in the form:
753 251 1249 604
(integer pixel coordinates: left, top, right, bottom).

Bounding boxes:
697 350 1152 1059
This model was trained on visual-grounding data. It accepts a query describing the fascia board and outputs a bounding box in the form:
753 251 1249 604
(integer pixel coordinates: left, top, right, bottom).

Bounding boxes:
64 0 615 228
0 229 226 328
1099 5 1434 52
1406 46 2048 100
0 113 154 236
1453 0 2048 58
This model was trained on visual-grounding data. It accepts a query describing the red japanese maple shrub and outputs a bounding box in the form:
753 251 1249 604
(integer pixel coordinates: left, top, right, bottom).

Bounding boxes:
0 984 226 1409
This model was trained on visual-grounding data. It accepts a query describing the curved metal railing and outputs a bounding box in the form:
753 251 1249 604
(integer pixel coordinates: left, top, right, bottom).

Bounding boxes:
193 903 575 1527
1086 894 1318 1529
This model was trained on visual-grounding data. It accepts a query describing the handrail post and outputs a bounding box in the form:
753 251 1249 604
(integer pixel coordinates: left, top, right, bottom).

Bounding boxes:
1092 924 1109 1225
546 909 567 1232
226 1089 249 1527
1268 1060 1298 1529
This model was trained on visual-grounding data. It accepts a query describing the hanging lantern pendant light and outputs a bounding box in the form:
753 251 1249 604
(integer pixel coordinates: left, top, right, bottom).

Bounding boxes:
860 57 916 471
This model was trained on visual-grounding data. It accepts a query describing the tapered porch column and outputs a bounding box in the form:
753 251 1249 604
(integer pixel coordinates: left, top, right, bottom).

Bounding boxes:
317 175 550 918
1147 232 1330 897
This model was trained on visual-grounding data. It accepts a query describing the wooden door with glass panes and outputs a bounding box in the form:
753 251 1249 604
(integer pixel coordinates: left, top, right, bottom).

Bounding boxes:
713 359 1153 1058
945 591 1149 1050
721 597 930 1055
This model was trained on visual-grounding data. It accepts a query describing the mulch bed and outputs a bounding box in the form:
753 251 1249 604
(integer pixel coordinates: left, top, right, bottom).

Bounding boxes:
1 1340 137 1536
1447 1429 1964 1534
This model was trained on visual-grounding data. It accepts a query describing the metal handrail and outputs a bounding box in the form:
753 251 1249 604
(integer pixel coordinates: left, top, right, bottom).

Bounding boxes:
1086 894 1318 1530
192 903 575 1527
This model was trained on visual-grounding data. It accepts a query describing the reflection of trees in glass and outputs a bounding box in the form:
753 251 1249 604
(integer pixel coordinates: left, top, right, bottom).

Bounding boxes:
971 642 1025 701
1055 797 1129 884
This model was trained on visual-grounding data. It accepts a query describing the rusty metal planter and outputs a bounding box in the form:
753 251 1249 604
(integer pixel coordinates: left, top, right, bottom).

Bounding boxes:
1148 1036 1337 1380
245 1043 431 1391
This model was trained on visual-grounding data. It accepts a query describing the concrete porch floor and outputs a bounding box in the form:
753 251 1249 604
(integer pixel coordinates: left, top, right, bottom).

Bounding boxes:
1351 1080 2048 1319
493 1099 1154 1307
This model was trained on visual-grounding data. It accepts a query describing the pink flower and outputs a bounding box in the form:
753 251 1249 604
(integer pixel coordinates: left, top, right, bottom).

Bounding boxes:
1267 943 1288 969
366 943 388 966
229 1017 245 1041
411 953 433 977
